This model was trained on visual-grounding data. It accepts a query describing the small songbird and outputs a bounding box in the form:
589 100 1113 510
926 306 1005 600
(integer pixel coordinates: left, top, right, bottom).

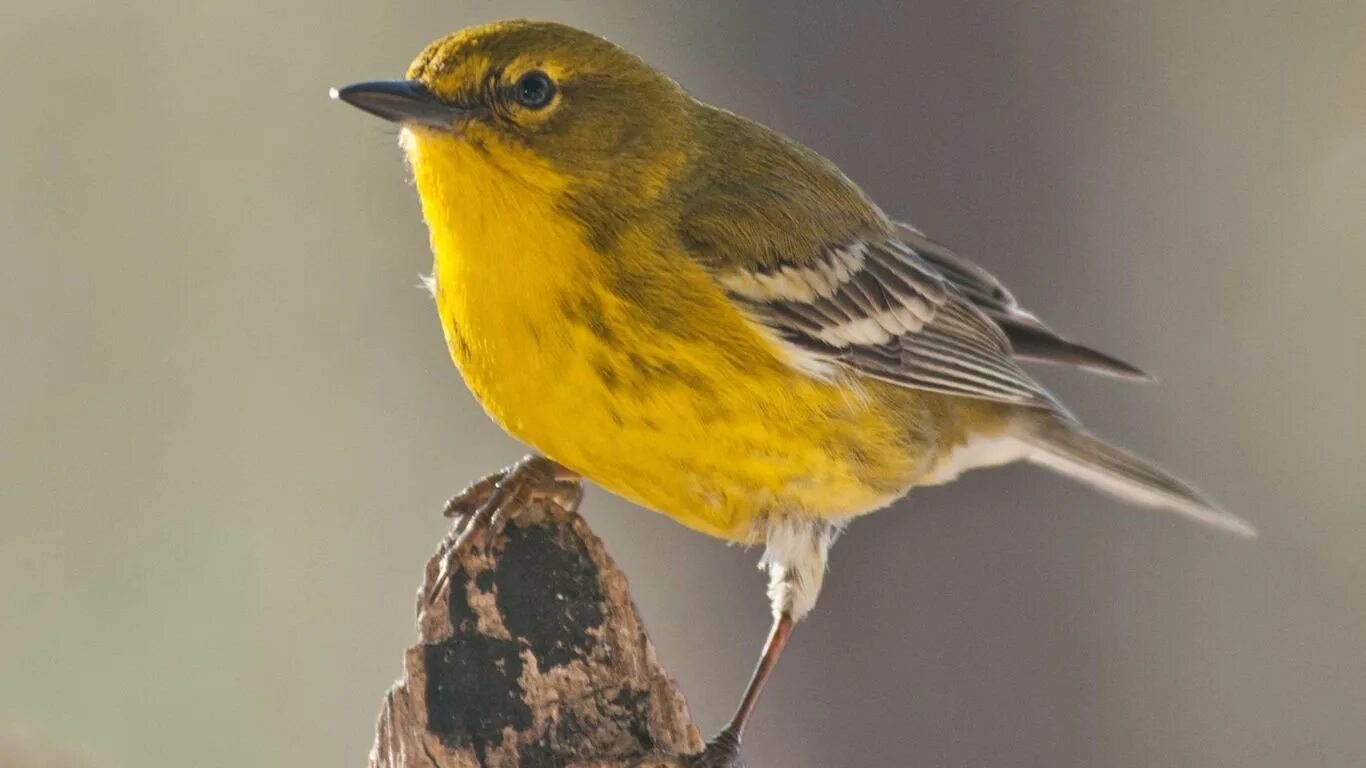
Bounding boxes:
334 20 1254 764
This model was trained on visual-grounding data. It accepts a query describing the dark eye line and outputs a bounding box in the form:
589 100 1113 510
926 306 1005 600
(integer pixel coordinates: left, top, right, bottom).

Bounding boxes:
440 94 486 113
448 68 565 124
423 77 489 116
481 67 505 106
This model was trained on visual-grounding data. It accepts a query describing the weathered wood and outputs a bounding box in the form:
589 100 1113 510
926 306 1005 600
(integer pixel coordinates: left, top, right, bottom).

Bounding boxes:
369 481 707 768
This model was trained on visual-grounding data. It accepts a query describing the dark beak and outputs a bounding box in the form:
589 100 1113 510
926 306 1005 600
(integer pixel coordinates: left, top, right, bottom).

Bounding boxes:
330 80 485 130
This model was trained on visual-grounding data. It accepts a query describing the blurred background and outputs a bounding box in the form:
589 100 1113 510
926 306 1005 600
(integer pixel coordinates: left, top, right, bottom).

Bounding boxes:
2 1 1363 766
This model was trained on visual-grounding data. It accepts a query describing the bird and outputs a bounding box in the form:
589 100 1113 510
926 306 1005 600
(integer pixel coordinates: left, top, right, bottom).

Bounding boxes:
332 19 1255 765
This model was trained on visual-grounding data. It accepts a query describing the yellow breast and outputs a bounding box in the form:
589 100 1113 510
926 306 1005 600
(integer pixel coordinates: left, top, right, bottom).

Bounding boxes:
403 126 947 541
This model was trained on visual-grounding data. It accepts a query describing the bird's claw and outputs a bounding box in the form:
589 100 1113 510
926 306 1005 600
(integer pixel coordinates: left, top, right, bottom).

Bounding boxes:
446 455 580 554
428 456 580 606
442 471 507 520
689 727 744 768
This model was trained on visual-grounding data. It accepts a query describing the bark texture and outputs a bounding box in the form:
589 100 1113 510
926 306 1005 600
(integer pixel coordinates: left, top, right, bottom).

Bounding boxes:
369 486 705 768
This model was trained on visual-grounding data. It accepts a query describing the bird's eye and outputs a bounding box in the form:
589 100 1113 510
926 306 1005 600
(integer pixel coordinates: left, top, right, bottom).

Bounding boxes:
515 71 555 109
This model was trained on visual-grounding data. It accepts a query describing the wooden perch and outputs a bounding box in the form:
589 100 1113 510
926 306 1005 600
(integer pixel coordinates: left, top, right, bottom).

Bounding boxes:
369 477 711 768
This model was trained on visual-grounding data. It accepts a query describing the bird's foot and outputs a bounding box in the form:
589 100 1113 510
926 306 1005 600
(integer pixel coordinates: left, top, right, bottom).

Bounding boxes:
689 727 744 768
441 470 507 520
444 454 581 552
427 456 580 605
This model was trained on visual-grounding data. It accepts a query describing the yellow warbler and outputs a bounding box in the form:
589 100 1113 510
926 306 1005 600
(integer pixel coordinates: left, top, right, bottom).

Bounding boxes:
333 19 1253 763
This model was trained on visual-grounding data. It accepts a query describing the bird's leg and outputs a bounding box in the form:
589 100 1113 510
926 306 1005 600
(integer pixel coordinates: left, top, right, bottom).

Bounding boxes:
693 612 795 767
693 518 840 767
725 613 795 737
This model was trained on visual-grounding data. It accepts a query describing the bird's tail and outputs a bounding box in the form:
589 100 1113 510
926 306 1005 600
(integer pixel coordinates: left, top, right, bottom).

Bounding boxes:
1017 416 1257 538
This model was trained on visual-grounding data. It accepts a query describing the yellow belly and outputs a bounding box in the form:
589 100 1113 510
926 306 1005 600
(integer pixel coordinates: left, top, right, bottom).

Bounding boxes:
405 126 981 542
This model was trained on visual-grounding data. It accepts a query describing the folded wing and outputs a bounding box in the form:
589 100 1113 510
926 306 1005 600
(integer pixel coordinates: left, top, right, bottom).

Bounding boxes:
717 234 1068 413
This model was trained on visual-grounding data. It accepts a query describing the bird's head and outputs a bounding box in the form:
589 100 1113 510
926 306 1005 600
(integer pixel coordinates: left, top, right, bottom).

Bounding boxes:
333 20 693 206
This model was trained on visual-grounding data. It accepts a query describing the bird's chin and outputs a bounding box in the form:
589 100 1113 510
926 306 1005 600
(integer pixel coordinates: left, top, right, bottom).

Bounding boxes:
397 126 421 155
398 125 454 164
399 123 475 152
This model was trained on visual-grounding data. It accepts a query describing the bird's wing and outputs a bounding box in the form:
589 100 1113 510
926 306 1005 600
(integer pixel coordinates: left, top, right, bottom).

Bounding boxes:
675 106 1138 402
895 223 1152 381
714 233 1067 412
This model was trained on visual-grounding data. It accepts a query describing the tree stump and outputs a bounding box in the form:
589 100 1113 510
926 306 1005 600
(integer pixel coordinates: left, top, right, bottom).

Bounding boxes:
369 479 708 768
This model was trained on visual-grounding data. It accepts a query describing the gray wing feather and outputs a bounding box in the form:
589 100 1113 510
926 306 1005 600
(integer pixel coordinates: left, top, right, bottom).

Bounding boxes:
721 236 1066 412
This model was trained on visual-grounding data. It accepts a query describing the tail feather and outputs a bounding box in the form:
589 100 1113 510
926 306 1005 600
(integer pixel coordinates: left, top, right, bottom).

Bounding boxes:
1019 418 1256 538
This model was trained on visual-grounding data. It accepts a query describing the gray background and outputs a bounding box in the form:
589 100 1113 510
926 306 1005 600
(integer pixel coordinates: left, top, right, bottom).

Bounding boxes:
2 1 1363 766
